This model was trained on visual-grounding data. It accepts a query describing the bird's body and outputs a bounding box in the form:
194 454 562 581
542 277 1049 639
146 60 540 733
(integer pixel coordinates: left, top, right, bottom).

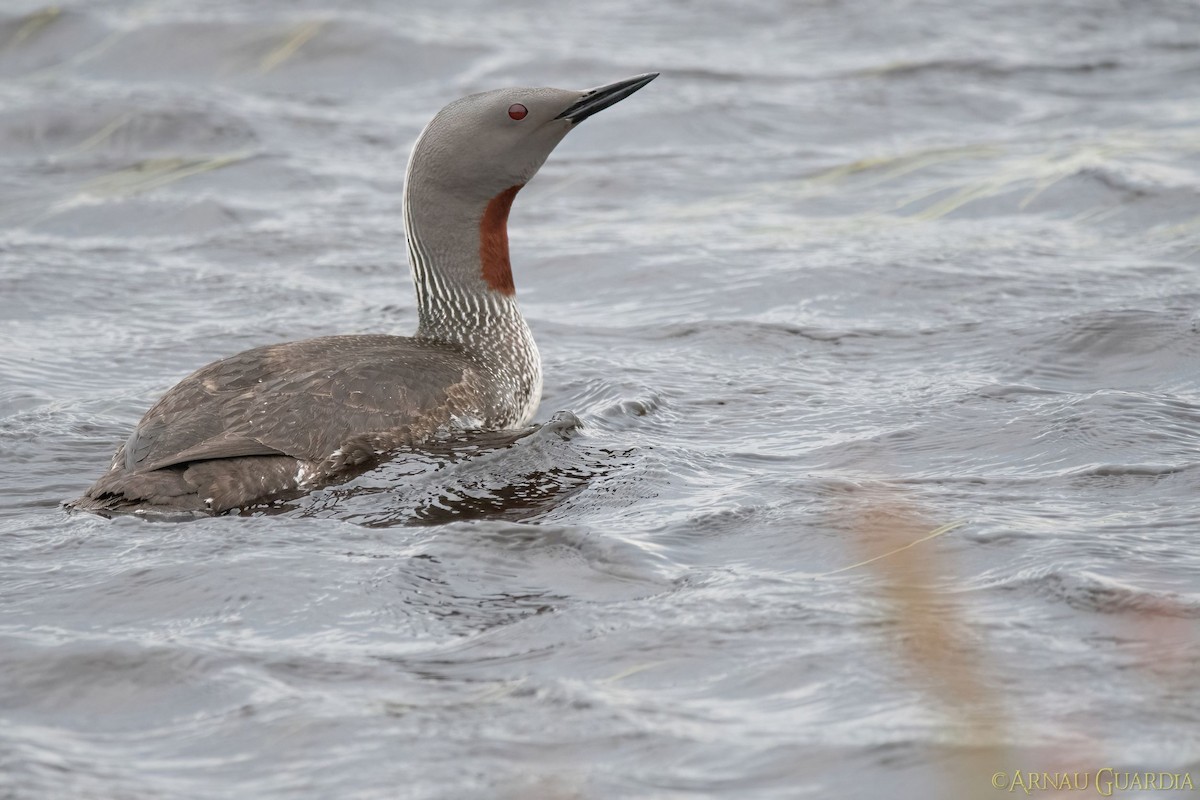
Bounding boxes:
71 73 657 515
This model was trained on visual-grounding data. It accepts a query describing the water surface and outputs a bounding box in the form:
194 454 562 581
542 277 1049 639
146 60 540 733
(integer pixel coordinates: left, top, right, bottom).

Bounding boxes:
2 1 1200 798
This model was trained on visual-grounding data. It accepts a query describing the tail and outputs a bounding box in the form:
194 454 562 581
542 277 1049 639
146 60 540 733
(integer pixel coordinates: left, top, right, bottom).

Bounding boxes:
69 455 305 515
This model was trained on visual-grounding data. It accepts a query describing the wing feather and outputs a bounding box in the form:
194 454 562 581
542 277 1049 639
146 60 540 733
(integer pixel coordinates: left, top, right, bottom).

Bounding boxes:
121 335 485 474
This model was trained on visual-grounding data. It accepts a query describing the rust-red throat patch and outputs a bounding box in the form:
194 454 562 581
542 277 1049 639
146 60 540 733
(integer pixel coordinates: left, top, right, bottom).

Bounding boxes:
479 184 523 295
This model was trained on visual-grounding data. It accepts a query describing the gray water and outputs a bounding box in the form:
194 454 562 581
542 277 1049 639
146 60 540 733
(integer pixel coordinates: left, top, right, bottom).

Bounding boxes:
3 1 1200 798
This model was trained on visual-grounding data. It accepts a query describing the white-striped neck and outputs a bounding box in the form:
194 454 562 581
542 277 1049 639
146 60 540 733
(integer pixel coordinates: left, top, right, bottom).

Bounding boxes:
402 178 542 426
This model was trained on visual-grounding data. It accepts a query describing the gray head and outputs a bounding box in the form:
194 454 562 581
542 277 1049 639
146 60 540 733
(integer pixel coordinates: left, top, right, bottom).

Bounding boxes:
403 73 657 324
406 73 659 203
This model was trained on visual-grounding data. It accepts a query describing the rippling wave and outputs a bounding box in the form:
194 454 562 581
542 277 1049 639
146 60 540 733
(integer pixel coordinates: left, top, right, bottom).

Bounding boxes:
3 0 1199 797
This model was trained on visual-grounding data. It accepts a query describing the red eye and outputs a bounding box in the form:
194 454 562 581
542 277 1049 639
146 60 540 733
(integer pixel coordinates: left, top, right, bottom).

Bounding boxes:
508 103 528 121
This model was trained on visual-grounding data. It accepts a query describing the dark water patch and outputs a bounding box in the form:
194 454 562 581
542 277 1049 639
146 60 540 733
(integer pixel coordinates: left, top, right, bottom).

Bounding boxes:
31 196 262 238
0 638 246 731
275 412 628 527
0 8 110 78
389 522 676 603
84 18 487 99
997 568 1200 618
853 56 1125 82
1012 307 1200 392
0 100 259 161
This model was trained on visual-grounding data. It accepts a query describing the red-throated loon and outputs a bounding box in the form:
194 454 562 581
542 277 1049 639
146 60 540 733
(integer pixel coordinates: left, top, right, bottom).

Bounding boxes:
70 73 658 515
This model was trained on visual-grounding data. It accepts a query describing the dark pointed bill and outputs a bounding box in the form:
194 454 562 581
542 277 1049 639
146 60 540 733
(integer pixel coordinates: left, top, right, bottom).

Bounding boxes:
555 73 659 124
